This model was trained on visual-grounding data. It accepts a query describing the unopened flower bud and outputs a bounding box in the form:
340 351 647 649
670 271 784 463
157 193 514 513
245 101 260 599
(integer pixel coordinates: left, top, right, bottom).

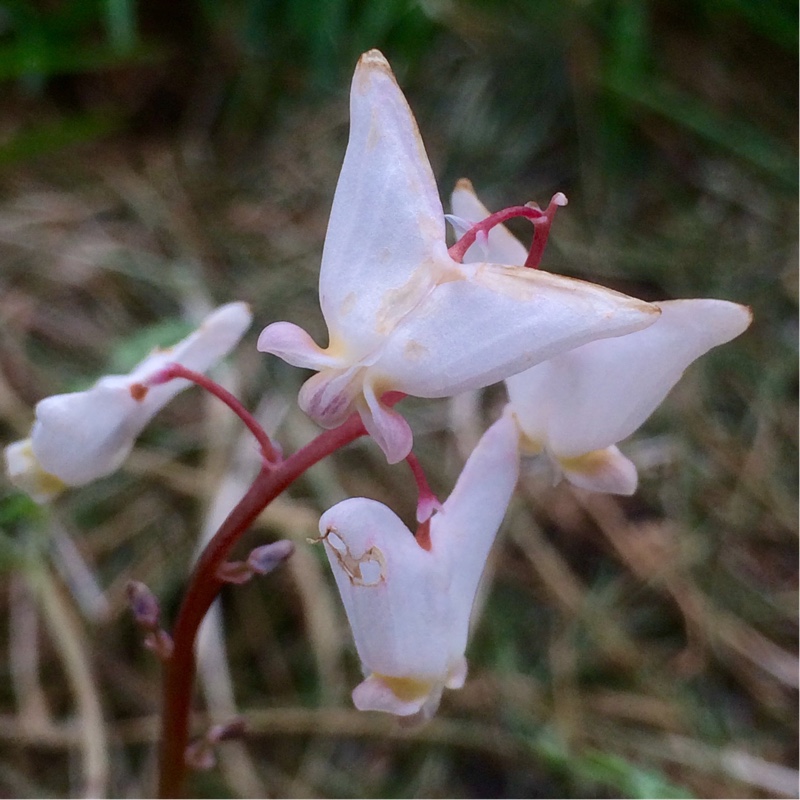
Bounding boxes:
126 580 160 629
143 629 174 661
217 540 295 585
185 718 246 771
246 540 295 575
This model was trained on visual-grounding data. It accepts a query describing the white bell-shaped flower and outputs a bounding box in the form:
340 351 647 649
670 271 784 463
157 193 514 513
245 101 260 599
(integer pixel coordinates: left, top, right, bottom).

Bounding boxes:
258 49 660 465
319 411 520 722
452 181 752 494
4 302 252 502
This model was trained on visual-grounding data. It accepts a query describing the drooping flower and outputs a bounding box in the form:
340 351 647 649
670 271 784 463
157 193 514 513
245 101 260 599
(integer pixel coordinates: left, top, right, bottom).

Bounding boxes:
318 410 520 722
4 302 252 502
258 49 660 465
452 181 753 494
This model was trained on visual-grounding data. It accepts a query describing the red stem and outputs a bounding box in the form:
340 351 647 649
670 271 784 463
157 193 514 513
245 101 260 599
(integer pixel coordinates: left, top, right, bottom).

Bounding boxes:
448 193 567 268
141 363 281 464
523 193 567 269
448 205 544 263
405 452 442 523
157 413 367 797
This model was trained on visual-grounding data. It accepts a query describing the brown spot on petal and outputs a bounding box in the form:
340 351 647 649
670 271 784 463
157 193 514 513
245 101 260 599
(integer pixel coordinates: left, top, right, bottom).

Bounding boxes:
339 292 357 317
375 266 434 335
403 340 428 361
323 526 386 587
130 383 148 401
367 109 382 151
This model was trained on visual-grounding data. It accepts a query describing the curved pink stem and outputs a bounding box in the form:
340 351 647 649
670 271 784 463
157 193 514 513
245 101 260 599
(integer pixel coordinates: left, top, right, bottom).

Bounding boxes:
142 363 281 465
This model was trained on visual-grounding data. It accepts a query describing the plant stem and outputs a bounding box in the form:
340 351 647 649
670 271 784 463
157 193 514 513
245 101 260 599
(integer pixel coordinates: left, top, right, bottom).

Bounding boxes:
141 363 281 464
447 194 566 268
447 204 544 263
157 413 367 798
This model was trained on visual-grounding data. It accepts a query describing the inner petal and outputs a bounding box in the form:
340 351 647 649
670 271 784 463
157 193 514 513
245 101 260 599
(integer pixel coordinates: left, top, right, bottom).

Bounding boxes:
298 366 364 429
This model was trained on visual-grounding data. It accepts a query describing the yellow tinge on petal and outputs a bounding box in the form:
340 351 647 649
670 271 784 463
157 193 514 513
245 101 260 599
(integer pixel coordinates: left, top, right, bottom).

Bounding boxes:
4 439 67 504
556 445 638 496
516 431 544 457
557 448 615 476
372 673 434 703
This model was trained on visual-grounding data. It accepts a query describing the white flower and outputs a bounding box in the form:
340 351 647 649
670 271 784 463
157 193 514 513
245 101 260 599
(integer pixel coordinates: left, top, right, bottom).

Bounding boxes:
258 49 660 464
4 302 252 502
318 411 519 723
452 180 753 494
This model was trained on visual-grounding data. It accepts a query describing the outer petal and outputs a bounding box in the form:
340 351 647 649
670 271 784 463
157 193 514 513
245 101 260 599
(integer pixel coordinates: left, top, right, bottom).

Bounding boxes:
358 378 414 464
557 445 638 495
4 438 66 503
297 366 364 429
450 178 528 265
29 302 252 486
319 498 460 684
507 299 752 458
138 301 251 378
430 411 520 638
319 50 450 357
371 263 661 397
30 380 148 484
352 674 433 717
257 321 344 370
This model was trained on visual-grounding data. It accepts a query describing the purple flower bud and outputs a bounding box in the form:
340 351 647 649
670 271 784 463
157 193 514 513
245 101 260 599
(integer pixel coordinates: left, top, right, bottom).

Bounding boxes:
246 540 295 575
126 581 160 629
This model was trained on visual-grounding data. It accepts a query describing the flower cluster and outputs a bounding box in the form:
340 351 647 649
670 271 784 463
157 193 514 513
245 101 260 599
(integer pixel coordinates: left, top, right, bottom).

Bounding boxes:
4 50 751 727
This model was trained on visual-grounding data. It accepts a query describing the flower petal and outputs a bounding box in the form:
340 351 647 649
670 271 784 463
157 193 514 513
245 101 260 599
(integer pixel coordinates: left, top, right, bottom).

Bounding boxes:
430 412 520 628
30 379 149 484
138 301 252 378
352 673 434 716
319 497 461 683
257 321 343 370
371 263 660 397
557 445 638 495
122 301 253 410
4 438 67 503
298 366 363 428
507 299 752 457
450 178 528 265
28 302 252 486
358 379 413 463
319 50 449 357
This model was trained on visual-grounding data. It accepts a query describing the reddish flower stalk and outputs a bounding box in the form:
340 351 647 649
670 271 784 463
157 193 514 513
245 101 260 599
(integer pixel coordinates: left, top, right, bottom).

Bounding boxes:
523 193 567 268
405 452 443 523
141 363 281 465
447 193 567 268
448 204 545 263
157 409 382 797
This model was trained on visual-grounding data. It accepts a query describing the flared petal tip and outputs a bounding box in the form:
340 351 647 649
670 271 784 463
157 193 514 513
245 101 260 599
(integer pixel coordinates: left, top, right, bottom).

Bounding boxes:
714 301 753 341
195 301 253 355
352 674 435 717
454 177 475 193
357 49 392 73
558 446 638 495
257 321 337 370
4 439 66 503
207 301 252 331
360 386 413 464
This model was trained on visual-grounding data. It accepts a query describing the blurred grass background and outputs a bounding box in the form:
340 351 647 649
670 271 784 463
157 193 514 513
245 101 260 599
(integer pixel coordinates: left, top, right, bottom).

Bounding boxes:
0 0 796 797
